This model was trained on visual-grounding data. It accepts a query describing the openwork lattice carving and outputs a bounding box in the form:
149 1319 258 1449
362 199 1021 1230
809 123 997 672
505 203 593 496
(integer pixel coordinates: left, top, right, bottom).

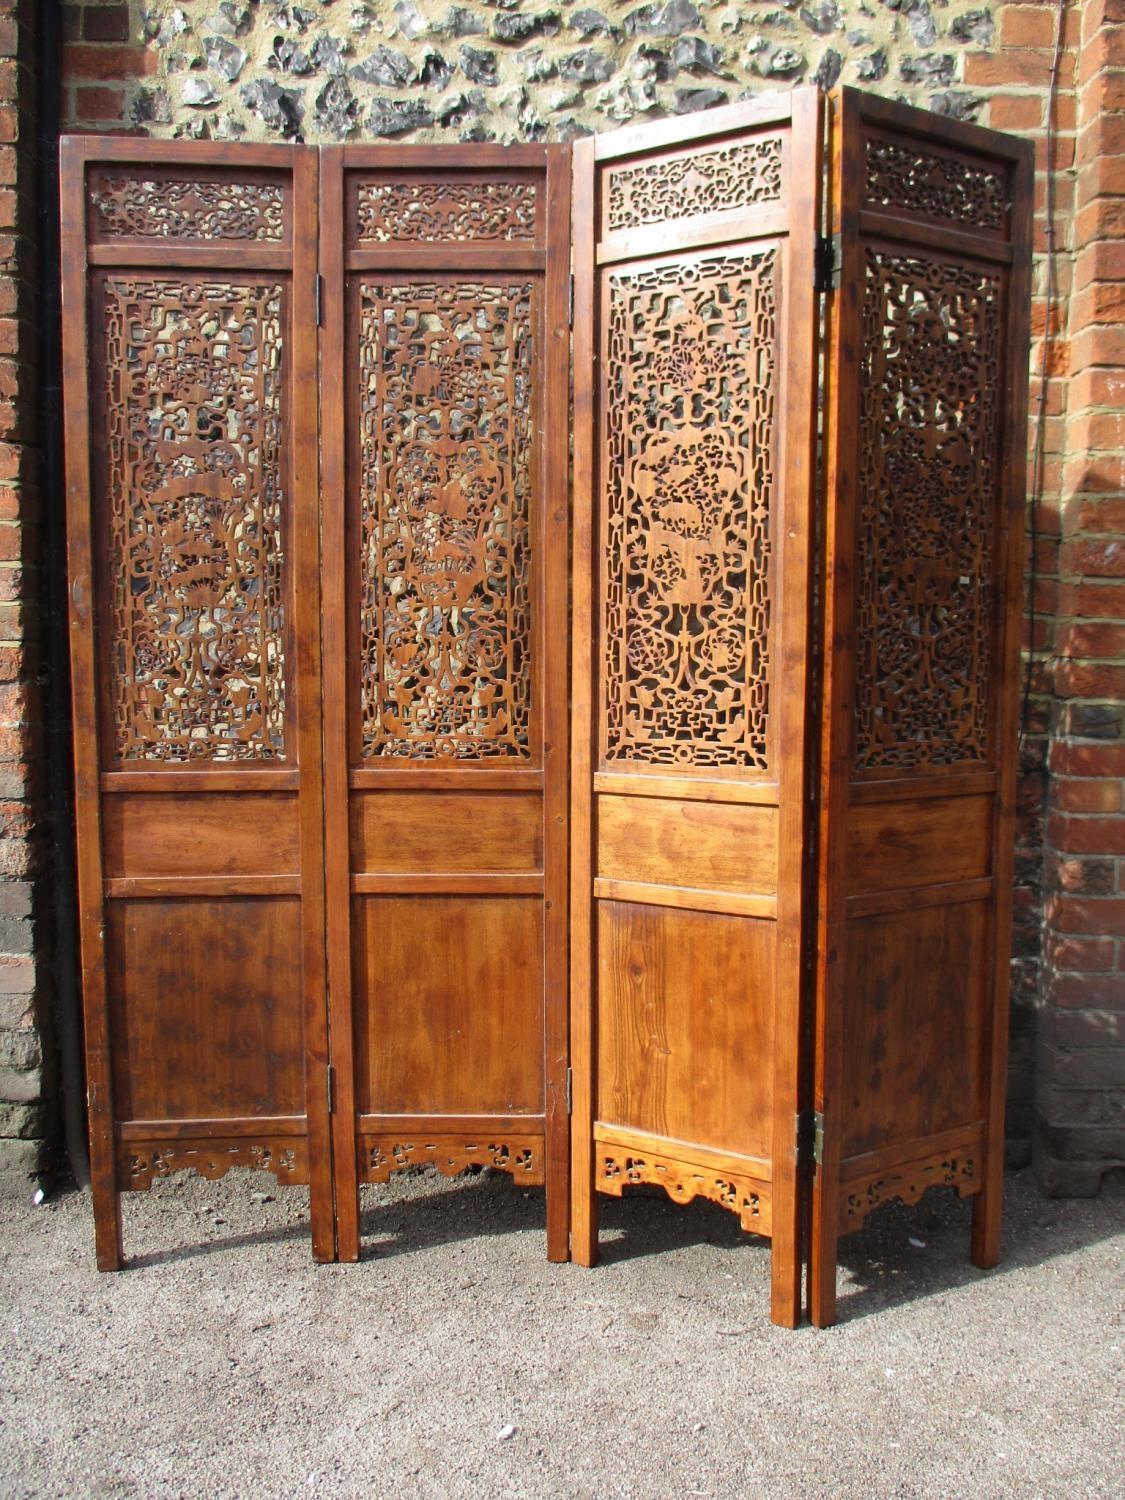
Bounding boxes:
606 138 783 232
102 280 286 762
841 1153 978 1229
102 279 287 763
358 280 534 759
597 1148 770 1235
361 1135 544 1184
121 1140 308 1191
90 176 286 241
356 180 537 242
855 250 1000 770
602 252 775 769
865 138 1005 233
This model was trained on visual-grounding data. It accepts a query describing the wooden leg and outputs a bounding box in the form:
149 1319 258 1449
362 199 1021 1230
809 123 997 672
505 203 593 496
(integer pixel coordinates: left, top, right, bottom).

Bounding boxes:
769 1174 802 1328
91 1177 123 1272
970 1178 1002 1268
545 1158 570 1264
334 1179 361 1263
570 1139 599 1267
808 1189 839 1328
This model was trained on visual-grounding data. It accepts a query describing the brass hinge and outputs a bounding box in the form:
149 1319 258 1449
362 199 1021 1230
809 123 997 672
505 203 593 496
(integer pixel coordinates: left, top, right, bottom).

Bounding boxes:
813 233 841 295
315 273 324 327
326 1063 335 1114
797 1109 824 1165
567 272 574 326
565 1066 573 1114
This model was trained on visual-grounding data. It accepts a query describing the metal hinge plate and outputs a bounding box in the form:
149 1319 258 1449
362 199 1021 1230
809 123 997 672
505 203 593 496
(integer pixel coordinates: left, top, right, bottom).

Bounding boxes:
315 273 324 326
567 273 574 326
797 1109 824 1164
327 1063 335 1114
565 1066 573 1114
814 233 841 294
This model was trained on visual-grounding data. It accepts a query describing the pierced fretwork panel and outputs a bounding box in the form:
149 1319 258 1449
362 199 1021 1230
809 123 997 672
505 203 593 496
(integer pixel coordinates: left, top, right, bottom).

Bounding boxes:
357 280 534 760
601 251 776 770
101 278 287 764
604 137 784 236
864 136 1006 235
355 178 538 243
855 249 1001 771
89 171 287 242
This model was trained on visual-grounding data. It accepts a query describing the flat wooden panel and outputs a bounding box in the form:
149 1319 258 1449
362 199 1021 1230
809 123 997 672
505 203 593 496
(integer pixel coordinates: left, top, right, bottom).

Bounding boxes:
840 900 989 1160
596 901 775 1160
350 791 542 875
107 898 305 1122
845 793 992 896
353 896 544 1116
597 794 777 895
102 793 300 879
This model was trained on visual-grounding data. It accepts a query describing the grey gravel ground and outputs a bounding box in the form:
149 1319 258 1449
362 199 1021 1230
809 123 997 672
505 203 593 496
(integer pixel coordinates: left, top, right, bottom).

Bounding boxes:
0 1166 1122 1500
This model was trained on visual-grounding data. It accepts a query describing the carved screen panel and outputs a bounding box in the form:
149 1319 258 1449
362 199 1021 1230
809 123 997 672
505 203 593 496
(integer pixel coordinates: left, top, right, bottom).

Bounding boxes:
356 278 534 761
854 249 1001 772
603 136 784 238
601 250 776 772
64 140 331 1275
98 276 288 765
809 89 1033 1329
324 146 569 1267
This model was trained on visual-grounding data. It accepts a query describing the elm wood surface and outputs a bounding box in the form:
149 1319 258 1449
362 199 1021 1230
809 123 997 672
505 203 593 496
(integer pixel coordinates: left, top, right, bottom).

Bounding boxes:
809 89 1033 1327
61 137 332 1267
570 91 822 1327
318 145 571 1263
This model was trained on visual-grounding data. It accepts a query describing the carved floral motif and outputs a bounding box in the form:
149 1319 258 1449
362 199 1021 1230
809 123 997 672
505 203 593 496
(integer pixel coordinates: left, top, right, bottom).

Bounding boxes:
597 1148 769 1234
102 278 287 763
122 1140 307 1191
358 280 534 759
91 176 286 241
841 1153 978 1228
602 252 775 769
855 249 1000 770
356 180 537 242
362 1136 544 1184
865 138 1006 233
606 138 783 232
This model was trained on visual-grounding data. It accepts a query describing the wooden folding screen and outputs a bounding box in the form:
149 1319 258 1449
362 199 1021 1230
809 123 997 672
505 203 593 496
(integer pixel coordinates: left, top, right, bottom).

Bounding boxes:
60 139 332 1266
570 93 823 1327
62 97 1030 1321
317 147 571 1261
810 92 1033 1326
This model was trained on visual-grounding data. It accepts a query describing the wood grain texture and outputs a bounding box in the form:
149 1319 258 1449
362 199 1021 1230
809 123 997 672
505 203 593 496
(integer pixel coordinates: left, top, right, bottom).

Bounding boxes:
845 794 992 895
597 796 777 895
350 791 542 874
352 895 544 1115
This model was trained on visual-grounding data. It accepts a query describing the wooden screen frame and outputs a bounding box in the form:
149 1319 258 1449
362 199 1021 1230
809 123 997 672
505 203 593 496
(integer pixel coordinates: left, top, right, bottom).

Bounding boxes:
318 145 571 1263
60 137 332 1267
570 91 822 1327
810 89 1034 1326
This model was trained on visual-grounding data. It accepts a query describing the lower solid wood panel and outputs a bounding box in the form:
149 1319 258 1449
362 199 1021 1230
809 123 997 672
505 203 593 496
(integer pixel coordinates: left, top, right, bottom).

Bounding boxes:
596 900 775 1160
352 895 545 1115
596 795 779 895
841 900 989 1159
107 897 306 1122
845 793 992 896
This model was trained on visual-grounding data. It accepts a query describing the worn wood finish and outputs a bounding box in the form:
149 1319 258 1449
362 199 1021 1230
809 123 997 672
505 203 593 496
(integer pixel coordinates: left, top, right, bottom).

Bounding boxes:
320 145 571 1262
571 91 822 1326
61 138 332 1264
810 89 1034 1326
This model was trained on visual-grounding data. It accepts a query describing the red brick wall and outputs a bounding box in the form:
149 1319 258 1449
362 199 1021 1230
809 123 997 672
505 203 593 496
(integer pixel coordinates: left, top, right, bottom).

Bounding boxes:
0 0 51 1189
